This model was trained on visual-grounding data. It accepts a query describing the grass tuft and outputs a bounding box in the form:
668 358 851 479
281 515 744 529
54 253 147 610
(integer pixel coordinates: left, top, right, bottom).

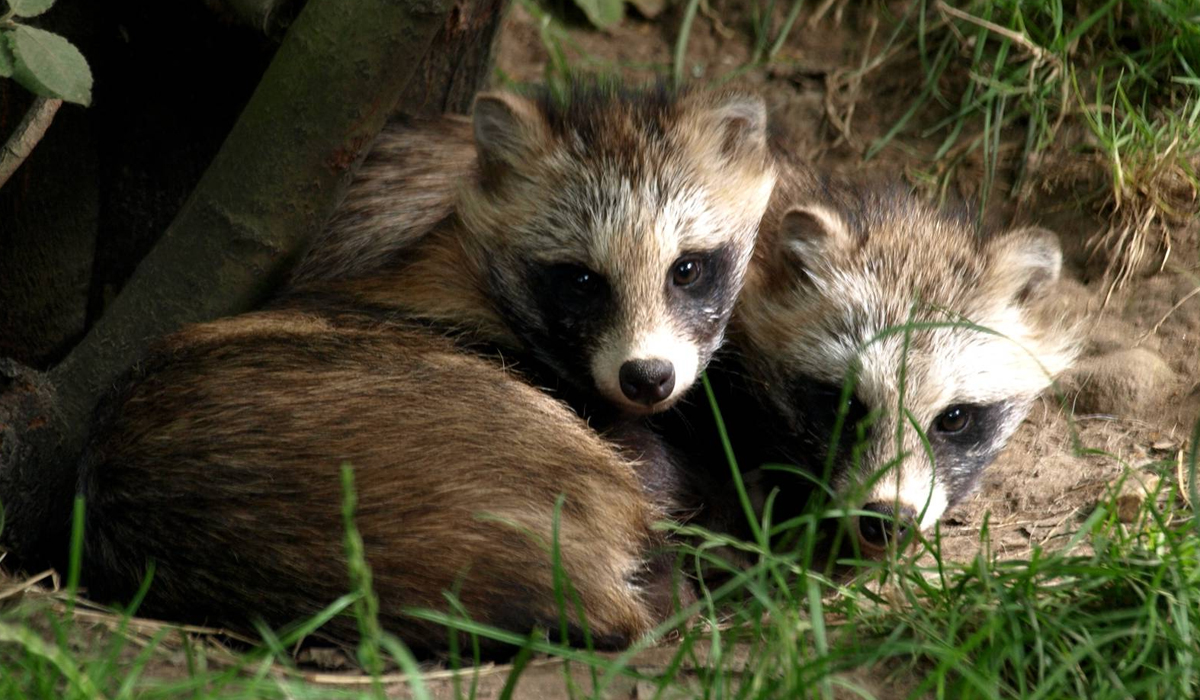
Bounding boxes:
864 0 1199 290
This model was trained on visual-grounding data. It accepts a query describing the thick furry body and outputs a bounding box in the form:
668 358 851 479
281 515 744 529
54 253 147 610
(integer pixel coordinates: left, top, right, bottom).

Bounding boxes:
80 311 686 653
79 88 1080 654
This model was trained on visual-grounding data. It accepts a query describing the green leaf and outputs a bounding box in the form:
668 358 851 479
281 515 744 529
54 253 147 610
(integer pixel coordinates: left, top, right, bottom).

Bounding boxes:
0 33 13 78
8 24 92 106
7 0 57 18
572 0 623 29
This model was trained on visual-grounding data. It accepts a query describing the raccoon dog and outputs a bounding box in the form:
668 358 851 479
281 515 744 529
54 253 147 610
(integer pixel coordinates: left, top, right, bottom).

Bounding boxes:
78 83 775 652
690 151 1079 553
285 116 1078 555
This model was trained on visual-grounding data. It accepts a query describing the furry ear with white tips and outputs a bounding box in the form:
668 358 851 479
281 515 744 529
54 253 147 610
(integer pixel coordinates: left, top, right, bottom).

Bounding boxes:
779 204 855 271
472 92 549 170
703 92 768 159
986 226 1063 304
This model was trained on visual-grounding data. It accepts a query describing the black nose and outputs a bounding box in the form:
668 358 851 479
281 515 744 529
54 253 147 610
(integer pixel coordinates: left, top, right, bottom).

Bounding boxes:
618 359 676 405
857 502 917 551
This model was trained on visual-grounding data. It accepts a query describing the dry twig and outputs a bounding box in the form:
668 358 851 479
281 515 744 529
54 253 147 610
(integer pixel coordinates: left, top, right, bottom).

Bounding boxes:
935 1 1057 67
0 569 55 602
1138 285 1200 342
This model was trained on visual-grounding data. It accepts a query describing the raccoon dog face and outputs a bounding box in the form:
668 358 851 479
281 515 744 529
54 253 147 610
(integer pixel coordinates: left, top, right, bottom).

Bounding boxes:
737 187 1078 552
458 84 776 414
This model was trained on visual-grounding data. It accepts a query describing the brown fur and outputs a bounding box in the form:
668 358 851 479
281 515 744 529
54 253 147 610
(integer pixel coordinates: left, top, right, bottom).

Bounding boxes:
272 114 1079 546
289 116 476 288
80 311 689 653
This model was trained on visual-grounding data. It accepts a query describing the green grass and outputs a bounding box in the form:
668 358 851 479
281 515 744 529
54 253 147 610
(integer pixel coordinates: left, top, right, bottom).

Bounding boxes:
4 315 1193 700
861 0 1200 287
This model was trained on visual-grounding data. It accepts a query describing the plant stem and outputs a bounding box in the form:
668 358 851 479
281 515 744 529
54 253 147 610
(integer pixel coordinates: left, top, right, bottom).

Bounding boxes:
767 0 805 61
0 97 62 191
673 0 702 87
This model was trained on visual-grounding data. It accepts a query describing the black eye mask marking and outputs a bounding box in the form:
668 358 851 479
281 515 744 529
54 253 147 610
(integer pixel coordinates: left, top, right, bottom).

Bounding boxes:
669 245 738 346
804 380 871 433
929 402 1004 449
782 376 874 463
927 400 1014 506
481 260 618 401
539 262 611 314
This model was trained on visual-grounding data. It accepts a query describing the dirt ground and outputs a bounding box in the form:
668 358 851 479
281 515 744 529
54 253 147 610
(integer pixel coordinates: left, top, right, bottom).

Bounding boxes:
2 3 1197 697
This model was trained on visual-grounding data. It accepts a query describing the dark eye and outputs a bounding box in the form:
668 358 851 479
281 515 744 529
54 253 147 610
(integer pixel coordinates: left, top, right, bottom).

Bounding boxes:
551 264 604 296
811 381 869 426
934 406 972 434
671 257 703 286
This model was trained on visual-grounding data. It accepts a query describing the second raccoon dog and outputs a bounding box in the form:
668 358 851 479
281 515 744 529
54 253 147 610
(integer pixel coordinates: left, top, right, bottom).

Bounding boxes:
694 154 1078 552
283 83 777 415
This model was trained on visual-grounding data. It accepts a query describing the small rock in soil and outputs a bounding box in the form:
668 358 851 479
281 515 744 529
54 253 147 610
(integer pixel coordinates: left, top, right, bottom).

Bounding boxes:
296 646 353 670
1112 472 1162 524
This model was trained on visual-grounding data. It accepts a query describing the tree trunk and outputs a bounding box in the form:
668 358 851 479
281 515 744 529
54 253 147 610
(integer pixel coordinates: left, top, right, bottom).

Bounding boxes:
396 0 510 117
85 1 278 339
0 0 460 568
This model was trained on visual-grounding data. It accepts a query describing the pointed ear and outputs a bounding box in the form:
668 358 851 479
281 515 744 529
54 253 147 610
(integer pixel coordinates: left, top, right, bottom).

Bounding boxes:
702 91 768 159
987 226 1063 304
472 92 548 169
779 204 854 270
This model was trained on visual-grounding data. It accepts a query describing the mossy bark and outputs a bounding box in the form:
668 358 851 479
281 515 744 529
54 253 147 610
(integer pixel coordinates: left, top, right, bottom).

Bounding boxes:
0 0 455 566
